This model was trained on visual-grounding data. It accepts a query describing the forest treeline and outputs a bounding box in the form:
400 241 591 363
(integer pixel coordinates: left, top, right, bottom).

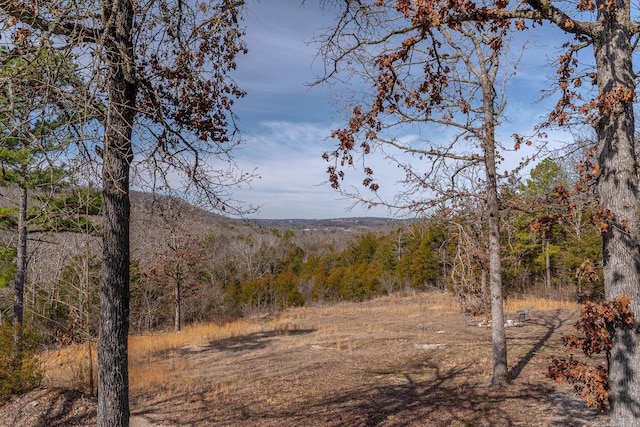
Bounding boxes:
0 157 602 342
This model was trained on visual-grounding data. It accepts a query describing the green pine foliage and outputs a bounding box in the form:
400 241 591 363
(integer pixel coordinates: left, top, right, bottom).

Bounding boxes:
0 323 42 401
0 245 17 289
35 187 103 233
1 156 603 336
501 158 603 297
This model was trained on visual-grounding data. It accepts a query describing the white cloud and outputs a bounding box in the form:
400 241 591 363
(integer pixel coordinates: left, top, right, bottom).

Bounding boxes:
226 2 588 219
233 120 406 219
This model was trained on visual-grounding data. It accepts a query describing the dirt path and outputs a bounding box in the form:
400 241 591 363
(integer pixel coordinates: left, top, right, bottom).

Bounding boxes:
0 293 610 426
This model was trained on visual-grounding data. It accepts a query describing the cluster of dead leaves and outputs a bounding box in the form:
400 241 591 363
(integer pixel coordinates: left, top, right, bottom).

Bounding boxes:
548 295 635 411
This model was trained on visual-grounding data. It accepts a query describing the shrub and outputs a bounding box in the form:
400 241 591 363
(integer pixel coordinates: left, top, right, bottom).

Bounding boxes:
0 322 43 401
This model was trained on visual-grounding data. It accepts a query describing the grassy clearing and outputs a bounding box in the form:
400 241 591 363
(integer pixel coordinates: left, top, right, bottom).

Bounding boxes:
41 292 581 398
17 291 608 426
42 319 259 396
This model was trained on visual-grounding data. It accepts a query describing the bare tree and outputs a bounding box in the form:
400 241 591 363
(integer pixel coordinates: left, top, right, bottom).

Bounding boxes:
319 1 640 423
140 196 208 332
318 7 523 386
0 1 253 425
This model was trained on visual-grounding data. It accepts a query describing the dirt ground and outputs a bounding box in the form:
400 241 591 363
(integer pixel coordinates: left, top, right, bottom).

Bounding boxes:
0 292 610 426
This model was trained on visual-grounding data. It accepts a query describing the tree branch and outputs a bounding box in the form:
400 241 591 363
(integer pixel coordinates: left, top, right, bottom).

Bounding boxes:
0 0 101 43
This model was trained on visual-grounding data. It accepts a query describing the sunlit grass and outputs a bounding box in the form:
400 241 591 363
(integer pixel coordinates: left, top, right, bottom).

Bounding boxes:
42 342 98 393
43 319 258 396
505 296 580 313
42 291 581 397
128 320 255 360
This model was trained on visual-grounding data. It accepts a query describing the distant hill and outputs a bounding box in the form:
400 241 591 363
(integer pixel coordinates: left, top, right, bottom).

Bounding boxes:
247 217 408 232
0 186 408 237
130 190 409 232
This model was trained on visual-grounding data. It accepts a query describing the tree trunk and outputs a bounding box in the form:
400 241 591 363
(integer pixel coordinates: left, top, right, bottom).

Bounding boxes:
482 76 508 387
592 13 640 426
174 267 181 332
13 183 27 328
486 157 508 386
544 239 551 292
97 0 137 425
12 183 28 363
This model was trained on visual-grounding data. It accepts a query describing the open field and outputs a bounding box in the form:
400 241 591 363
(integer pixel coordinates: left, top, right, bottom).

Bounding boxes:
0 292 608 426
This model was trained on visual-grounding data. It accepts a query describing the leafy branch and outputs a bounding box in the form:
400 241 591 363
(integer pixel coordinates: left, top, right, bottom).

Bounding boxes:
548 295 635 411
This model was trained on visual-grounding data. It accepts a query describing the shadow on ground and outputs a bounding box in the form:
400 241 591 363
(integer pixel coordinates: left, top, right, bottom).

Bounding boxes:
146 328 318 359
509 309 574 380
272 360 556 426
133 356 562 426
191 328 316 354
0 388 96 427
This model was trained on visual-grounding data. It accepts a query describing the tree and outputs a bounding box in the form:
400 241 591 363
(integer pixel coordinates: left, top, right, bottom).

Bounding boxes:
519 158 568 292
0 1 251 425
320 1 640 423
499 153 602 297
0 46 82 348
449 208 491 313
139 196 209 332
395 221 448 291
319 9 520 386
0 44 102 341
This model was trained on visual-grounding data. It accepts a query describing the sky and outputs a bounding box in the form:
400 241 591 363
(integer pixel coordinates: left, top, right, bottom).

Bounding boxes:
231 0 367 219
229 1 583 220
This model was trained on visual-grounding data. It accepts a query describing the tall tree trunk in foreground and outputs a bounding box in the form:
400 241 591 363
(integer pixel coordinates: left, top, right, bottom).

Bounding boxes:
97 0 137 424
593 13 640 425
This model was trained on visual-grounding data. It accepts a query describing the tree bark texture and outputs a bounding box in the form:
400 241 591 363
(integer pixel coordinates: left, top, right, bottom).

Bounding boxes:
593 9 640 425
13 184 27 328
483 86 508 387
97 0 137 425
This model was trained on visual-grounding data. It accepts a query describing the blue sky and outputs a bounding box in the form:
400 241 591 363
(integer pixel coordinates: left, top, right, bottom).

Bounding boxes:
230 1 584 219
231 1 382 219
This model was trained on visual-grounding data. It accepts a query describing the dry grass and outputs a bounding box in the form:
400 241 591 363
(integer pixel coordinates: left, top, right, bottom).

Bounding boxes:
128 319 256 359
41 342 97 394
42 293 576 396
30 291 605 427
504 296 580 314
42 319 260 396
